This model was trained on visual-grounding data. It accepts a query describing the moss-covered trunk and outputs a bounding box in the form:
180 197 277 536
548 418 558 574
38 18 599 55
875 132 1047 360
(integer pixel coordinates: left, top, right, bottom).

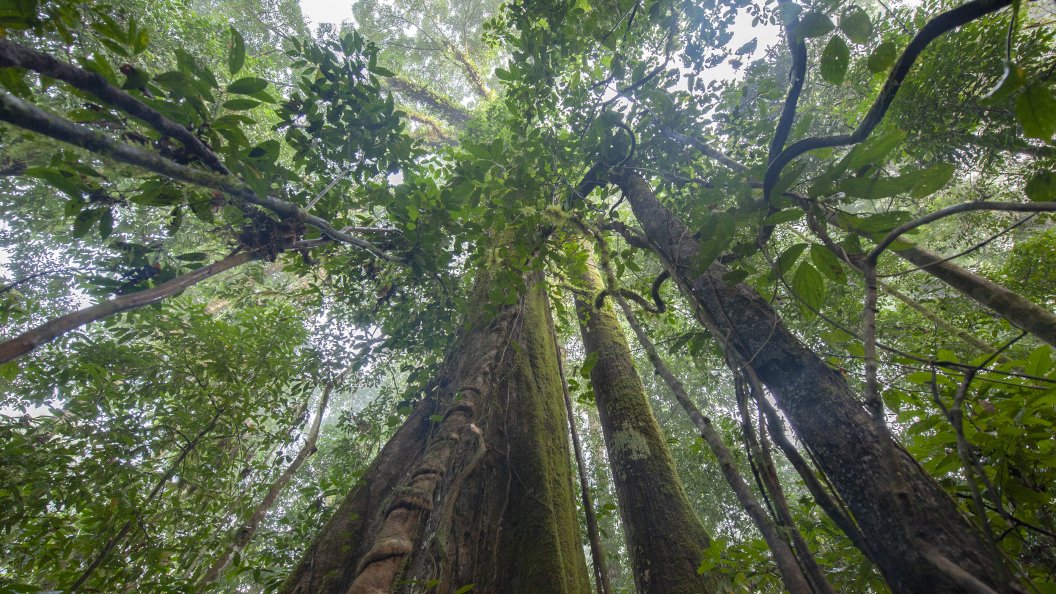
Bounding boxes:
615 169 1021 594
573 250 715 594
280 271 590 594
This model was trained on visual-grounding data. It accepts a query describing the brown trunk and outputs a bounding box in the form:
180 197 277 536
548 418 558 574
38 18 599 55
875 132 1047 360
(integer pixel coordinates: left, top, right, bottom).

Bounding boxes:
281 271 590 593
572 251 716 594
615 169 1021 594
608 282 817 594
551 298 612 594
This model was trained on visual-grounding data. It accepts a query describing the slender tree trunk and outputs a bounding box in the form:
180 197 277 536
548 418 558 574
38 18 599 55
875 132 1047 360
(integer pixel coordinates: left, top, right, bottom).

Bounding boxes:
614 168 1022 594
550 300 612 594
281 271 590 593
572 251 717 593
198 363 357 590
607 274 817 594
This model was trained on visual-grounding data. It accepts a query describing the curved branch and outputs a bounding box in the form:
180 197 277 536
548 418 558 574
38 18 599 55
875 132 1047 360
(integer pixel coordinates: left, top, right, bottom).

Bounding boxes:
763 0 1013 197
861 200 1056 420
0 250 259 365
768 2 808 164
671 131 1056 348
868 201 1056 262
0 91 405 263
0 38 230 175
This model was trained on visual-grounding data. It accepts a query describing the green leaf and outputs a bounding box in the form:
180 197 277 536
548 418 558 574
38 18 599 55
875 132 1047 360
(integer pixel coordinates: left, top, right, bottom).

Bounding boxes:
453 585 476 594
840 129 906 172
791 261 825 318
810 244 846 283
843 211 911 233
1015 84 1056 141
910 163 955 199
981 63 1026 104
839 6 872 44
227 77 269 95
73 208 102 238
429 414 445 423
98 208 114 239
189 198 214 223
763 209 804 226
820 36 850 84
867 41 898 73
1025 171 1056 202
228 27 246 75
798 11 835 38
722 269 750 284
580 351 600 378
777 243 808 276
223 98 261 110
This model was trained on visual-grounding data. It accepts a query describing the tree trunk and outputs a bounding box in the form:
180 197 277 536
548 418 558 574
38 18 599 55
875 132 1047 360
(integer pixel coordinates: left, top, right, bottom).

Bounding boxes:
614 168 1022 594
609 284 818 594
281 271 590 593
572 251 717 594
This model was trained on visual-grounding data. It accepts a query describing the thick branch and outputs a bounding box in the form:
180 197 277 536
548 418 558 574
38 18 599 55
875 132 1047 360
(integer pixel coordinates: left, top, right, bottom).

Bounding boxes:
385 76 470 126
0 91 404 263
0 250 258 364
0 38 230 175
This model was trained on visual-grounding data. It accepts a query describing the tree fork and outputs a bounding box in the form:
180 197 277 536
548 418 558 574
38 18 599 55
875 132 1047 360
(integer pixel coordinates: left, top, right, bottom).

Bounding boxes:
614 168 1023 594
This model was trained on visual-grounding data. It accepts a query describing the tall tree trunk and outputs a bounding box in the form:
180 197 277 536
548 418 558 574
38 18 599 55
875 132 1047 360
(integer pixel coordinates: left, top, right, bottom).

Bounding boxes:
614 168 1022 594
572 251 716 594
550 298 612 594
281 271 590 593
608 282 819 594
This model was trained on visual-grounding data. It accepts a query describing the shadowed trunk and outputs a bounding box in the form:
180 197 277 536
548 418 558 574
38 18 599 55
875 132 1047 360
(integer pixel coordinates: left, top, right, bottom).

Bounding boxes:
572 251 717 594
614 168 1021 594
280 270 590 594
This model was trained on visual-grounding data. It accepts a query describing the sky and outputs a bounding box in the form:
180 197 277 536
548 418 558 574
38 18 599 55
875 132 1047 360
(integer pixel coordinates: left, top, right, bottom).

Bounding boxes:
298 0 783 81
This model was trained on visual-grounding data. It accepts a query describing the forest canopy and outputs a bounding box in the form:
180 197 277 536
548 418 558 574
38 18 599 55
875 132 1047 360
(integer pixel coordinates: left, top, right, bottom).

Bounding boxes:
0 0 1054 591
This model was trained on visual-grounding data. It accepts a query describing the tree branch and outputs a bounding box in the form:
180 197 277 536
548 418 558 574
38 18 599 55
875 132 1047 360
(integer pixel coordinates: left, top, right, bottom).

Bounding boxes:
0 38 230 176
0 250 259 365
0 91 405 263
763 0 1013 198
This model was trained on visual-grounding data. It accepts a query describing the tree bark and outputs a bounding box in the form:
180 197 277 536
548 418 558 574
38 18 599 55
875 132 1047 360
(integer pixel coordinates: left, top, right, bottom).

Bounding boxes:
572 251 717 594
281 271 590 593
614 168 1022 594
609 286 817 594
550 300 612 594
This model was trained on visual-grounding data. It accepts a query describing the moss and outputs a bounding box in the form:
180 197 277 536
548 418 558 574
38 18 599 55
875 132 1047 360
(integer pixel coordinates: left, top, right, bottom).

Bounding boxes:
575 250 718 593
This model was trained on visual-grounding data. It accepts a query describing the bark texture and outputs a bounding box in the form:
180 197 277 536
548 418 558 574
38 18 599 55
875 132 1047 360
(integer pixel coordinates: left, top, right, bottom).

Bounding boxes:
573 253 716 594
615 169 1021 594
280 272 590 594
610 289 816 594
